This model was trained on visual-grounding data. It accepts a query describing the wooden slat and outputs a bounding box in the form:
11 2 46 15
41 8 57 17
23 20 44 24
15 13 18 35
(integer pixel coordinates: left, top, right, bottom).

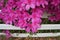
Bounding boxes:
0 24 60 30
0 33 60 37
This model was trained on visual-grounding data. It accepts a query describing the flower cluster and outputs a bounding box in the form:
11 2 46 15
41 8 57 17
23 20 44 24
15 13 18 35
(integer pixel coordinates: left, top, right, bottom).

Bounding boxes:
46 0 60 22
0 0 48 33
0 0 60 38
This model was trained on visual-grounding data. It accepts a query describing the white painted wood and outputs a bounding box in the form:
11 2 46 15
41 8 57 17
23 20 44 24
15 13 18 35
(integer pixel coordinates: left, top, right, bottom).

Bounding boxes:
0 33 60 37
0 24 60 30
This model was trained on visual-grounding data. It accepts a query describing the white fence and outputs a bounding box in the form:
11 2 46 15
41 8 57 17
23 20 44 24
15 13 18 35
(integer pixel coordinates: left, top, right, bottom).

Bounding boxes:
0 24 60 37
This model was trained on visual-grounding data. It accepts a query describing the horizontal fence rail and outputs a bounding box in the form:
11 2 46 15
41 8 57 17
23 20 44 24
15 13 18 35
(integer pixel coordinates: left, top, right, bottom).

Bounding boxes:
0 24 60 30
0 33 60 37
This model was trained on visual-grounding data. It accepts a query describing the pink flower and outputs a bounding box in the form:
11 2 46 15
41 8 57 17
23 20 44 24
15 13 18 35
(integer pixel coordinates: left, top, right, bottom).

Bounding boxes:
49 16 56 22
46 0 60 22
36 0 48 8
51 0 60 6
20 0 36 10
0 0 4 9
25 8 43 33
3 30 11 40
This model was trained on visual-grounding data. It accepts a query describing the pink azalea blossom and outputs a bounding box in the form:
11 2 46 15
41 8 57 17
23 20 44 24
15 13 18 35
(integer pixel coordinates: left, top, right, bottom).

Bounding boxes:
3 30 11 40
51 0 60 6
36 0 48 8
25 8 43 33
